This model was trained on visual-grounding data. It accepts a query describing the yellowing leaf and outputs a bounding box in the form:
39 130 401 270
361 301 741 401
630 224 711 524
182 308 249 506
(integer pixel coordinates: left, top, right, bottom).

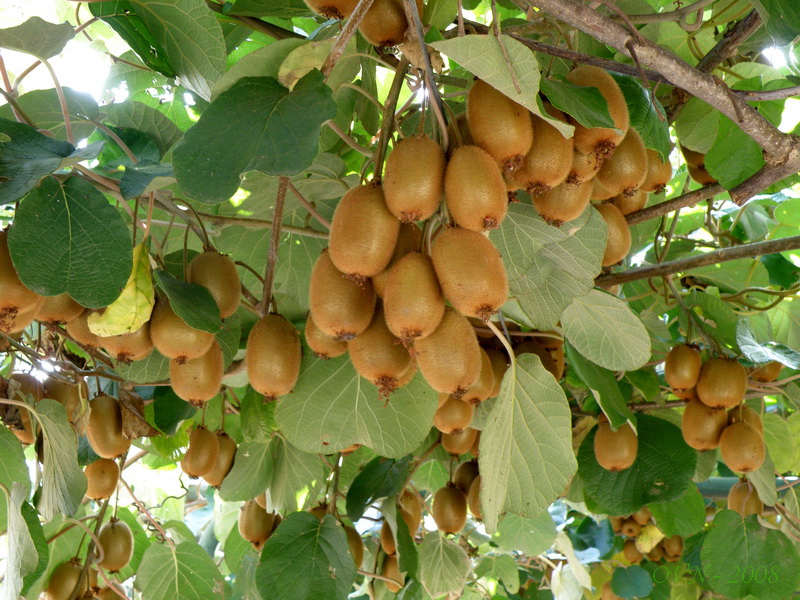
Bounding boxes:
636 524 664 553
278 39 335 90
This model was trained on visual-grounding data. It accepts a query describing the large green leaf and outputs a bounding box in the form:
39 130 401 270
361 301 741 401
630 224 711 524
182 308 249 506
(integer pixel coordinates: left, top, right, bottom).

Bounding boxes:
103 101 183 156
9 177 132 308
0 17 75 59
230 0 311 18
675 98 720 154
494 512 557 556
750 0 800 46
475 554 520 593
706 116 765 189
737 319 800 370
212 38 308 98
417 533 472 599
762 413 796 474
648 484 706 538
114 351 170 384
219 441 273 502
0 484 46 600
540 78 615 129
0 427 30 532
611 73 671 160
153 269 221 333
611 565 653 599
0 88 99 142
479 354 576 532
268 436 324 512
136 540 224 599
346 455 412 523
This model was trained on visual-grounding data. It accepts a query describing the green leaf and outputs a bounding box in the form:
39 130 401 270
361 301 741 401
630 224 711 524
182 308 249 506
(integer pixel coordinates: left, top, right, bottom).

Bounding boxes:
625 368 661 402
173 72 336 204
219 441 273 502
9 176 131 308
769 298 800 349
418 533 472 598
540 78 615 129
0 17 75 60
736 319 800 369
103 101 183 156
229 0 311 18
648 484 706 538
750 0 800 46
153 269 221 333
701 510 800 600
562 290 651 371
346 455 413 523
675 98 719 154
479 354 576 532
748 451 778 506
683 290 739 349
611 565 653 599
706 116 765 189
212 38 307 98
610 73 671 159
19 498 49 595
0 427 29 532
475 554 520 593
256 513 356 600
424 0 459 29
240 388 276 442
268 436 324 512
0 483 45 599
119 161 176 199
490 203 605 330
579 413 697 515
494 512 557 556
151 387 196 435
136 540 224 599
0 88 99 142
763 413 796 474
394 507 418 579
114 350 170 384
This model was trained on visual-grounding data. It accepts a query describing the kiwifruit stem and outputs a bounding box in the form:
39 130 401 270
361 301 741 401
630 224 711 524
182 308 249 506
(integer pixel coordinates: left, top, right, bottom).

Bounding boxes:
258 177 289 317
175 198 212 250
486 320 517 392
373 57 408 179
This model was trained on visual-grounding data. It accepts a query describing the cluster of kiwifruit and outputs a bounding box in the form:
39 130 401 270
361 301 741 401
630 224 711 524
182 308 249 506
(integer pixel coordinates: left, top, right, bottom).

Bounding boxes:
180 426 238 485
304 0 423 48
609 506 684 570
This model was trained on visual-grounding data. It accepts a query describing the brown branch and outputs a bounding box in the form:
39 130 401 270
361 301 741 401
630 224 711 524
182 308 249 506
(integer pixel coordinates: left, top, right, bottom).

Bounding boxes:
736 85 800 101
322 0 376 76
621 0 716 24
258 176 288 316
205 2 302 40
194 211 328 239
626 184 724 225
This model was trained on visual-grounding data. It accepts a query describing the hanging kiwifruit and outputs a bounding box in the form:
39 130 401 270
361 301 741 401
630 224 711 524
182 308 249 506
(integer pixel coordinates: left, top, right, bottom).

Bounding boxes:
719 422 765 472
247 314 301 399
372 222 423 298
45 377 88 425
696 358 747 409
662 535 684 558
304 0 358 19
595 203 632 266
631 506 651 525
681 146 717 185
65 310 102 349
384 134 445 222
344 525 364 567
641 149 672 193
35 293 83 324
255 492 267 509
646 544 663 562
309 249 376 341
750 361 782 382
445 145 508 231
623 539 643 563
358 0 421 47
602 581 622 600
727 479 763 517
728 404 763 436
485 348 508 397
400 489 423 532
382 554 404 593
7 372 42 445
664 344 702 396
170 338 224 405
620 518 641 537
95 584 126 600
467 475 482 520
84 458 120 500
433 483 468 534
181 426 220 478
611 188 647 215
188 250 241 318
87 395 130 459
0 229 44 333
383 252 445 343
565 66 630 158
239 498 278 551
45 560 88 600
594 417 638 471
203 432 237 487
150 299 215 363
100 322 153 363
453 459 480 493
97 519 133 572
414 307 482 398
566 150 602 185
591 176 617 202
434 395 474 434
348 305 413 395
304 313 347 359
681 399 728 450
431 227 508 321
380 519 397 555
596 128 648 197
462 348 496 404
511 106 574 194
533 179 593 225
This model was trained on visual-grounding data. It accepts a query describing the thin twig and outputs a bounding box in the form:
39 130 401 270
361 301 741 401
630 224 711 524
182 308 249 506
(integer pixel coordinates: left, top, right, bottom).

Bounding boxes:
288 183 332 229
322 0 377 76
195 211 328 239
373 58 409 180
258 177 289 316
41 59 73 144
626 184 724 225
324 120 372 157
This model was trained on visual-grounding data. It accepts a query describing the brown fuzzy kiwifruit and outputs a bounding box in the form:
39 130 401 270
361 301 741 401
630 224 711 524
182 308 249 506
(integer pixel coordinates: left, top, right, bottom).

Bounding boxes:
97 519 133 572
150 300 214 364
681 399 728 450
641 149 672 193
620 518 641 537
309 249 376 341
594 418 637 471
453 459 480 493
255 492 267 509
415 307 482 398
665 344 702 394
7 372 42 445
446 113 474 154
662 535 683 557
462 349 496 404
470 431 481 456
304 313 347 359
382 554 404 593
170 339 224 405
719 422 765 473
434 396 474 434
510 106 574 195
359 0 421 47
596 128 647 197
65 310 101 349
467 79 533 174
87 395 130 459
45 377 88 424
46 560 88 600
565 66 630 159
533 179 593 225
0 229 44 333
181 426 220 478
445 145 509 231
328 183 400 280
751 361 783 382
95 584 126 600
399 488 423 529
188 250 241 318
383 252 445 343
84 458 120 500
433 483 468 534
431 227 508 321
696 358 747 409
372 222 423 298
515 340 564 381
727 479 763 517
100 322 153 363
35 293 83 324
384 134 445 222
611 188 648 215
631 506 651 525
485 348 508 397
591 176 617 202
247 314 301 400
239 499 278 551
566 150 602 185
202 432 237 487
380 519 397 555
308 503 328 520
681 146 717 185
304 0 358 19
646 544 663 562
595 203 632 266
728 404 763 436
344 525 364 567
467 475 482 520
348 306 413 396
601 581 622 600
623 539 643 563
610 516 624 533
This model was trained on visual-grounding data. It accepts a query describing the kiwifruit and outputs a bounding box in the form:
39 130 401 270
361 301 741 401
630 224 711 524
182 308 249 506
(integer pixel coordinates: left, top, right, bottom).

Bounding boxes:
565 66 630 159
662 535 683 557
623 539 643 563
453 459 479 493
485 348 508 397
727 479 763 517
442 428 479 457
45 377 88 424
170 339 224 405
359 0 421 47
591 176 617 202
181 426 220 478
719 422 765 473
399 489 423 531
87 395 130 459
239 499 278 551
696 358 747 409
382 554 404 593
446 112 474 154
662 544 681 562
467 475 482 520
610 516 624 533
444 145 508 231
255 492 267 509
304 0 358 19
308 503 329 520
35 293 83 324
344 525 364 567
665 344 702 394
466 79 534 173
7 372 42 445
620 518 641 537
84 458 120 500
681 146 717 185
150 299 215 364
462 348 495 404
596 128 647 197
247 314 301 400
202 432 237 487
0 229 44 333
514 340 564 381
631 506 651 525
97 519 133 572
595 203 632 266
383 252 445 343
188 250 241 319
681 399 728 450
304 313 347 359
380 519 397 555
566 150 602 185
470 430 481 456
594 418 637 471
45 560 88 600
384 134 445 222
434 395 474 434
728 404 763 436
309 249 376 341
611 188 648 215
510 106 574 195
328 183 401 280
95 585 126 600
432 483 468 534
646 544 663 562
601 581 622 600
533 179 593 225
751 361 783 382
65 310 101 348
348 305 413 395
431 227 508 321
372 222 423 298
99 322 153 363
641 149 672 193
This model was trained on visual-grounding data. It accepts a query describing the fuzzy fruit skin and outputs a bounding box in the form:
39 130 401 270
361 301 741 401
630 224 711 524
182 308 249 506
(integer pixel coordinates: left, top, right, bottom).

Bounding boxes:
247 314 301 399
624 539 643 563
663 535 683 557
431 227 508 321
372 222 423 298
170 339 224 405
566 66 630 158
348 306 413 394
485 348 508 397
434 395 474 434
621 518 641 537
95 585 126 600
728 480 763 517
602 582 622 600
304 313 347 359
681 399 728 450
445 145 508 231
514 340 564 381
462 348 495 404
99 322 153 363
65 310 101 348
344 525 364 567
596 128 648 197
84 458 120 500
150 300 215 363
0 229 44 333
720 422 765 473
750 361 782 382
595 203 632 266
433 484 468 534
309 249 376 341
87 395 130 459
467 475 482 520
382 555 404 593
641 149 672 193
728 404 763 435
594 420 638 471
384 135 445 222
188 251 241 318
453 460 479 494
46 561 87 600
682 146 717 185
359 0 421 47
414 307 482 398
511 108 574 195
239 499 277 551
383 252 445 342
35 293 83 323
534 179 593 224
46 378 88 425
567 150 602 184
97 519 133 572
665 344 702 392
203 433 237 487
591 176 616 201
7 372 42 445
181 427 220 478
611 188 647 215
304 0 358 19
696 358 747 409
380 509 417 555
